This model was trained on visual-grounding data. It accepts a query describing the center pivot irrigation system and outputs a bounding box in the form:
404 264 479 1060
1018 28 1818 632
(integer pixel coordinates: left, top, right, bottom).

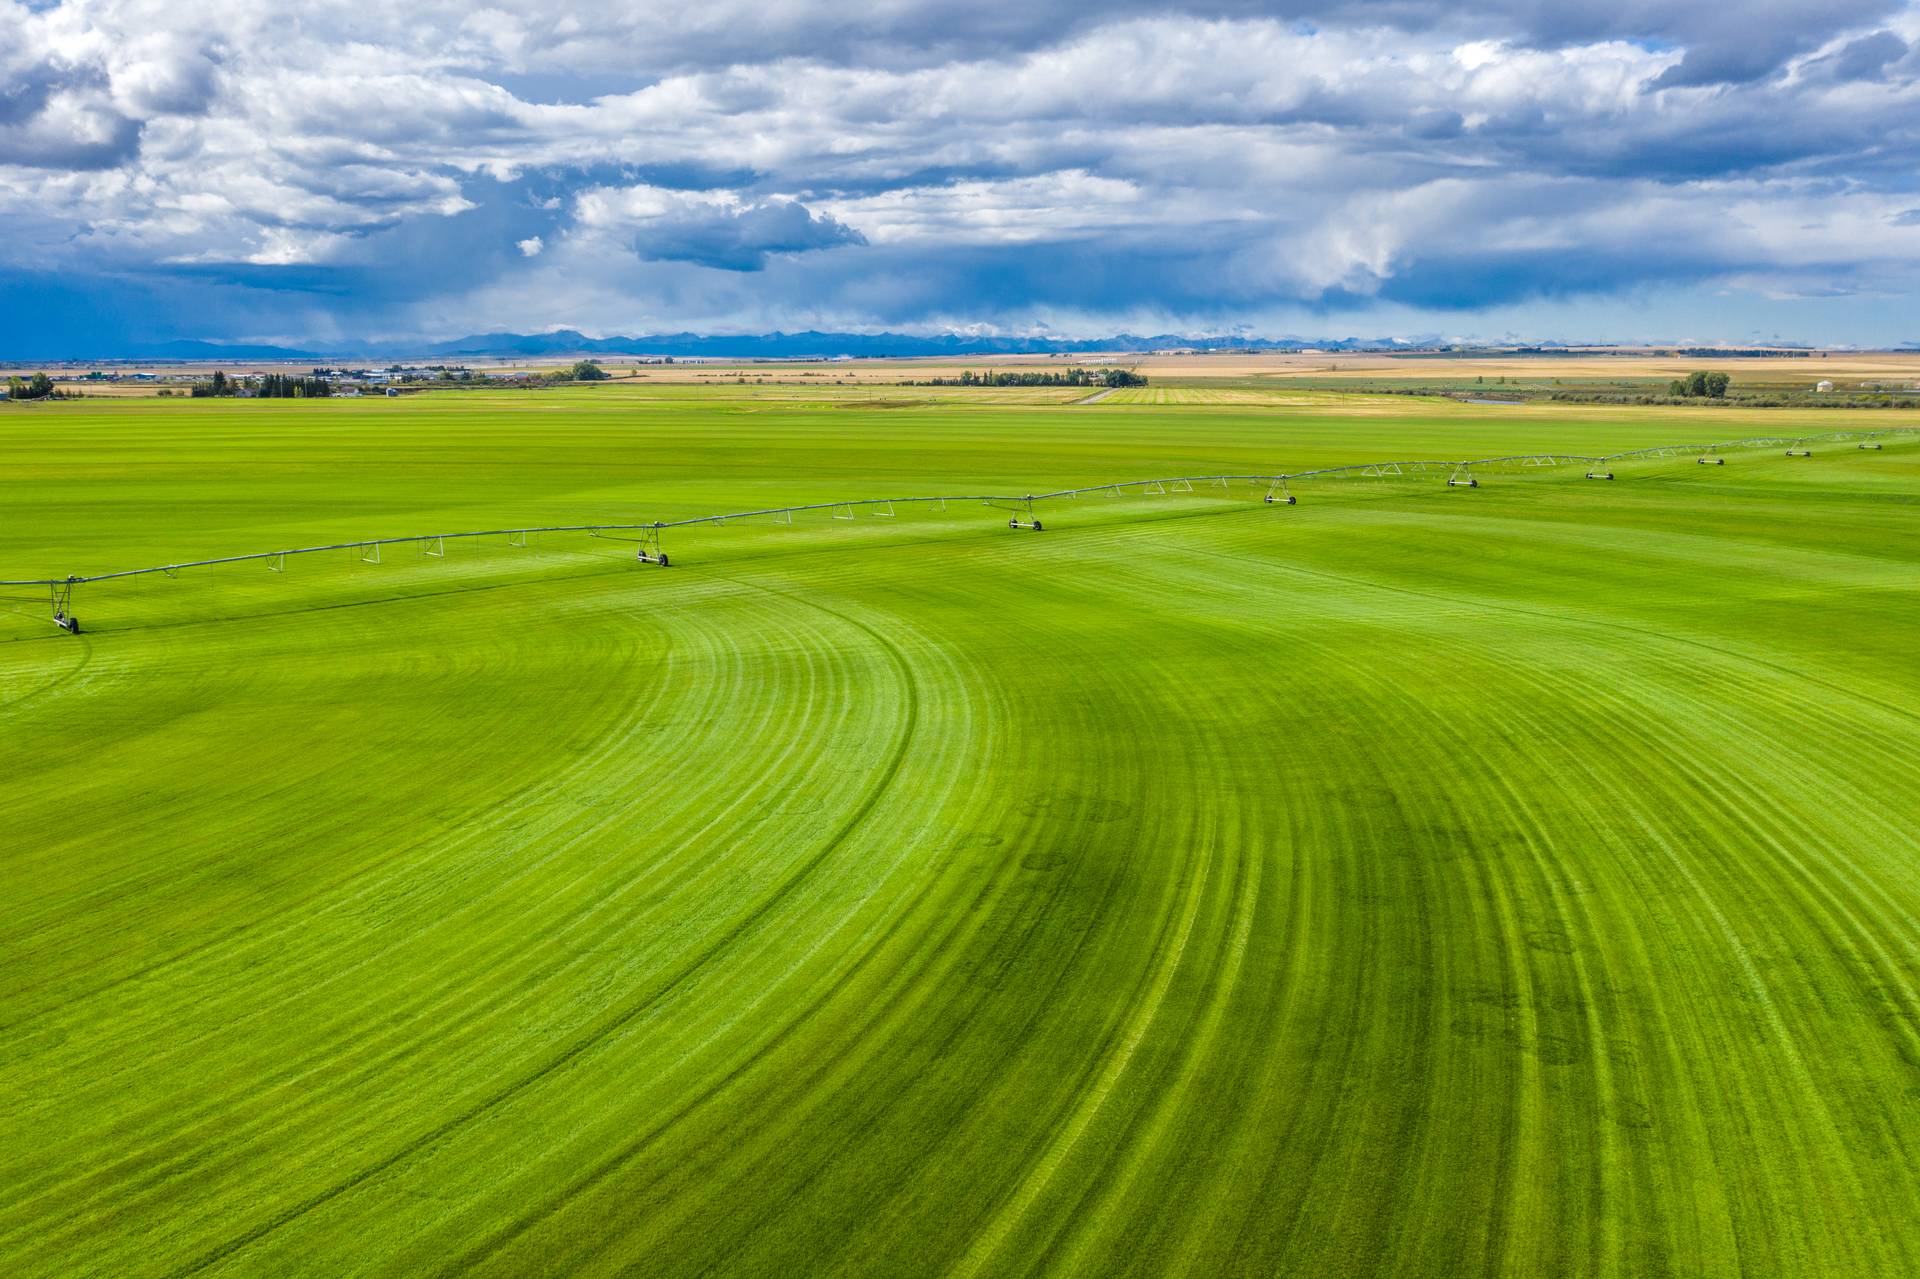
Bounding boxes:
6 427 1908 636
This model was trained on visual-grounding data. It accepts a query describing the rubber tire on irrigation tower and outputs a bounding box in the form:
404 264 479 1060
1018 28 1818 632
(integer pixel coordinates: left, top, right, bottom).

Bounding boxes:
658 553 670 568
1033 520 1043 532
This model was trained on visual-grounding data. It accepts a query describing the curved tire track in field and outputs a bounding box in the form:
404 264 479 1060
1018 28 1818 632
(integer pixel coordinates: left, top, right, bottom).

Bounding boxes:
1 572 929 1267
420 573 977 1273
0 631 94 712
549 553 1181 1276
937 577 1306 1276
933 510 1920 1275
3 604 709 1242
153 589 925 1277
446 545 1270 1276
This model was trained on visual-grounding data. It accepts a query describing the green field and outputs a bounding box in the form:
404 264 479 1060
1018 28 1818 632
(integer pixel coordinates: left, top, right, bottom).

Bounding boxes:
4 388 1919 1276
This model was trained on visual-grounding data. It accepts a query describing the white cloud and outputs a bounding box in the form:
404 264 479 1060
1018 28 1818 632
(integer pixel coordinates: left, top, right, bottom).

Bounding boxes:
517 234 544 256
817 172 1150 245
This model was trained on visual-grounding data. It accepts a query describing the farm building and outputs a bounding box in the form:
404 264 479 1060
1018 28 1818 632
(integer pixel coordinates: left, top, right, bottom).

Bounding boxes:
1816 380 1835 392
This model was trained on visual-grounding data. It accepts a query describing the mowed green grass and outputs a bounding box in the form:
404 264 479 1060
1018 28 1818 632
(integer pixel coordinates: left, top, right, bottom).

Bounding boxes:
3 389 1919 1277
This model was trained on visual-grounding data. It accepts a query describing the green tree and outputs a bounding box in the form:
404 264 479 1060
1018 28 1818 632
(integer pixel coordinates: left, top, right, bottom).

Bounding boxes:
1670 370 1732 399
570 360 611 381
192 369 270 398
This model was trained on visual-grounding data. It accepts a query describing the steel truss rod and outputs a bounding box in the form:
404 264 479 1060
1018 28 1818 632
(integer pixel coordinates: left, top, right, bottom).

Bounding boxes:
50 577 79 633
2 428 1907 593
994 496 1043 531
635 524 669 566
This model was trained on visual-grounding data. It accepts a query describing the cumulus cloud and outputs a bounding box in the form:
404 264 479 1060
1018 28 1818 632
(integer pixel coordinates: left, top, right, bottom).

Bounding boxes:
2 0 1919 348
0 3 229 170
0 58 140 169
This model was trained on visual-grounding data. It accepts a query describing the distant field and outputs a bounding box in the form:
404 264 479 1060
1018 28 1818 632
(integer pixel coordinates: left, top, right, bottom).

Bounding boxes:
1095 386 1420 408
4 388 1919 1276
23 349 1920 396
1135 351 1920 385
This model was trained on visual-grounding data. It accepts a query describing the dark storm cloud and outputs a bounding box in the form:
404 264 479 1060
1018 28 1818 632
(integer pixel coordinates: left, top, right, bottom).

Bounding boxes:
626 200 866 272
0 63 61 126
1829 30 1911 80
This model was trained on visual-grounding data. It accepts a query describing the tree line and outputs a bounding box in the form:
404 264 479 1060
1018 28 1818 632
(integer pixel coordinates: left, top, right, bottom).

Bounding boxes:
5 373 78 400
189 370 331 397
920 367 1148 388
257 373 332 398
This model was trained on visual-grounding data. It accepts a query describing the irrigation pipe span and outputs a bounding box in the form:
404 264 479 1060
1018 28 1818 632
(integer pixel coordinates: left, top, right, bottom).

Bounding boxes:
6 426 1910 634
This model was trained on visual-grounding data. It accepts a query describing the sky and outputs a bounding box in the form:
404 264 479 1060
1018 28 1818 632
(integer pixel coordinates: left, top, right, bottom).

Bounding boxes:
3 0 1920 353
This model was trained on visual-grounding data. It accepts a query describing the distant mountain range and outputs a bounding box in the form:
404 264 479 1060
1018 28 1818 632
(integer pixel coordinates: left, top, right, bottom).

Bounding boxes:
416 330 1406 359
12 330 1857 363
116 338 331 361
18 330 1422 363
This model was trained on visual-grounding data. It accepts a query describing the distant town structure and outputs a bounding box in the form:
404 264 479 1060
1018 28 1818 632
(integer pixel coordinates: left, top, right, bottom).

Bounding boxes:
1816 380 1835 392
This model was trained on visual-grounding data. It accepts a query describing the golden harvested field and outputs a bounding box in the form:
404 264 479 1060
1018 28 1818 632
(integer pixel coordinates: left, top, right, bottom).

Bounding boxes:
757 384 1089 405
46 384 173 398
1132 351 1920 385
1094 387 1413 407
